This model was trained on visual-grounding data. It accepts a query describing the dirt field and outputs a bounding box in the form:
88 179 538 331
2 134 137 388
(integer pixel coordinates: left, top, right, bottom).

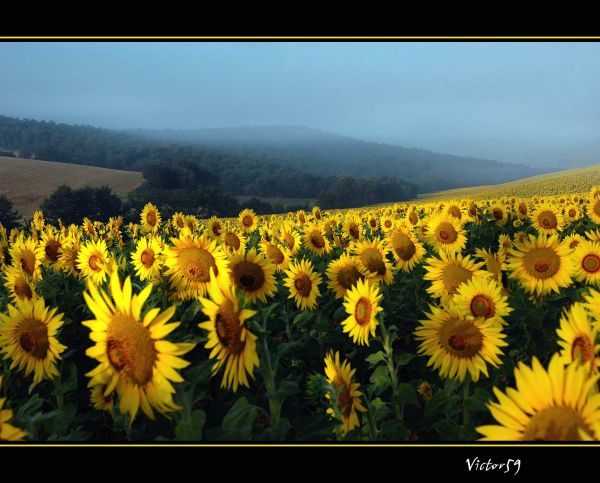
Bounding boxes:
0 156 144 218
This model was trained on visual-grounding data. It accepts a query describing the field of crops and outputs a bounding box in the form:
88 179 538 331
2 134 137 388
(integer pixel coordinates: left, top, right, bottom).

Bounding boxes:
420 163 600 201
3 190 600 442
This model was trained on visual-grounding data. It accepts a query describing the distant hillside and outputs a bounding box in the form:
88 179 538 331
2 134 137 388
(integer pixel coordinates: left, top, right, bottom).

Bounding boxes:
133 125 548 193
419 163 600 201
0 156 143 217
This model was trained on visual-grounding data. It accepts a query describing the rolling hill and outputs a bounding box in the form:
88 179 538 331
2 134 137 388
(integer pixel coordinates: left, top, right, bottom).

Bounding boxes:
419 163 600 201
0 156 144 217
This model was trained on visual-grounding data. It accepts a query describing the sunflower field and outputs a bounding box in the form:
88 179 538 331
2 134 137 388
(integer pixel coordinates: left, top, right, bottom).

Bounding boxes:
3 192 600 442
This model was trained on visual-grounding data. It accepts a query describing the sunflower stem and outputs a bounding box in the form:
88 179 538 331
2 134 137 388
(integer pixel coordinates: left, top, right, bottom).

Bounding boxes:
379 317 401 420
462 375 471 436
260 331 281 427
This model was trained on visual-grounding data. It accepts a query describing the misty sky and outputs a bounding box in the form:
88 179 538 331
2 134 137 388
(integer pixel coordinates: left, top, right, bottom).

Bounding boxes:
1 41 600 167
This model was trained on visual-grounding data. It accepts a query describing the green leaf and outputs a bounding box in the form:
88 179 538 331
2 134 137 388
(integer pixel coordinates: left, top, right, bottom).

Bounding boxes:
261 302 280 323
270 380 299 404
395 383 418 407
395 353 417 366
379 420 407 440
175 409 206 441
369 366 391 394
294 415 338 441
222 397 258 436
293 310 313 327
366 351 386 367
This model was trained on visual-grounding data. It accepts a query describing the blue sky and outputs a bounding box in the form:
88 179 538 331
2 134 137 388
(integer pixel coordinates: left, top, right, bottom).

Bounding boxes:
1 41 599 167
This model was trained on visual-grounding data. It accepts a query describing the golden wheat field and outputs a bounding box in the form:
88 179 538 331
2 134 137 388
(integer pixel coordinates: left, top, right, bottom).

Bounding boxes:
420 163 600 201
0 157 144 218
4 184 600 442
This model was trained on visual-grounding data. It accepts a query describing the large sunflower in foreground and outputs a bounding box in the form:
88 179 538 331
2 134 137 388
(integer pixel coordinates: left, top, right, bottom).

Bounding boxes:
572 240 600 287
341 278 383 346
77 238 111 285
450 277 512 326
163 234 228 300
284 259 322 310
424 252 489 304
324 351 367 434
326 254 364 299
0 298 66 384
386 225 425 272
415 305 507 382
228 248 277 304
424 213 467 254
556 302 600 374
140 202 161 234
507 234 574 297
477 355 600 440
198 270 259 392
83 272 195 422
0 376 27 441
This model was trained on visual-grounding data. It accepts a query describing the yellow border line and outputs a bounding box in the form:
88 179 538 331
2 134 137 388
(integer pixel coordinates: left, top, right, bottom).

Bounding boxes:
1 36 600 40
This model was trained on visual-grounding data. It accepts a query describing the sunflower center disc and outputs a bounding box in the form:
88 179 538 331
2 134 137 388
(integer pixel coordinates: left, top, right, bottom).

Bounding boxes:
519 204 527 215
333 376 353 417
106 313 156 386
242 215 253 228
225 232 241 251
571 336 594 364
88 254 103 272
180 247 216 282
362 249 386 275
385 220 392 228
310 232 326 249
569 209 576 218
448 206 462 219
441 319 483 358
522 405 591 441
283 233 295 250
212 223 222 237
540 211 557 229
349 225 360 240
437 223 457 243
18 317 49 360
583 254 600 273
354 298 372 326
442 265 473 295
141 248 155 268
493 209 503 220
470 295 495 318
235 262 265 292
14 278 33 300
524 247 561 279
392 233 416 260
266 244 284 264
146 211 157 226
338 265 362 290
215 299 245 355
45 240 61 262
294 275 312 297
20 250 36 276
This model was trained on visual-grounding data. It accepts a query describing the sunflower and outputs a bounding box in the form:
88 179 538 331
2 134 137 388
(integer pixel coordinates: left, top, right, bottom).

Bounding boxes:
564 233 585 250
0 377 27 441
312 206 322 221
380 214 395 233
77 238 112 285
477 355 600 440
572 240 600 286
531 205 564 235
3 265 36 302
8 235 44 282
514 199 530 220
58 235 83 279
184 215 199 233
387 225 426 272
343 214 363 244
228 248 277 304
258 239 290 272
326 254 364 299
450 277 513 326
279 222 302 256
445 202 464 221
303 223 331 256
341 278 383 346
140 202 161 234
415 305 507 382
424 252 489 304
171 212 186 231
367 214 379 231
198 270 259 392
40 229 63 271
352 239 394 285
0 298 66 384
405 208 419 227
206 216 223 240
284 259 322 310
586 195 600 224
556 302 600 373
424 213 467 254
324 351 367 434
238 208 257 233
565 204 582 223
89 377 116 412
489 204 509 226
83 272 195 422
32 210 45 231
131 236 163 282
473 248 505 284
498 234 513 255
220 227 248 255
507 234 574 297
163 234 228 300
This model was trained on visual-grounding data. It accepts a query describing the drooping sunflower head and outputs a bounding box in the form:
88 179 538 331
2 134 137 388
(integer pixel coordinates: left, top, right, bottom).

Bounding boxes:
238 208 257 233
0 297 66 384
423 213 467 254
341 278 383 346
284 258 322 311
198 269 259 392
140 202 161 234
415 305 507 382
228 248 277 304
507 234 574 297
326 254 365 300
324 351 367 434
352 238 395 286
556 302 600 374
477 355 600 441
220 227 248 255
387 225 426 272
303 223 331 256
164 234 228 300
83 271 195 422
